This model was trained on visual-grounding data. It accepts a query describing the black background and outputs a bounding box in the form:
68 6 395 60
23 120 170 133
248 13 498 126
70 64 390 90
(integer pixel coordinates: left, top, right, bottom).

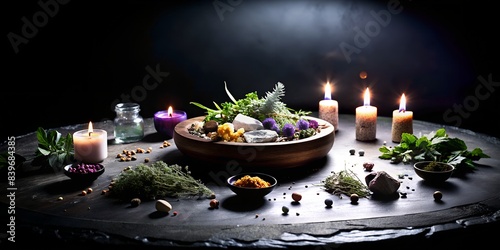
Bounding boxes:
2 0 499 142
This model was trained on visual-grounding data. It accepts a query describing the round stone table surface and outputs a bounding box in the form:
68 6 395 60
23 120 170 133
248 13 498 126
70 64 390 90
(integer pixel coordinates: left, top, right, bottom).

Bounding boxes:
1 114 499 249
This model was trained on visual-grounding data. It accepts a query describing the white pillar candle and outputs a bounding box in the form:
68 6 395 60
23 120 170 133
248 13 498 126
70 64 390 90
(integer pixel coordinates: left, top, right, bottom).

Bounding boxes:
355 88 377 141
391 93 413 142
73 122 108 163
319 82 339 131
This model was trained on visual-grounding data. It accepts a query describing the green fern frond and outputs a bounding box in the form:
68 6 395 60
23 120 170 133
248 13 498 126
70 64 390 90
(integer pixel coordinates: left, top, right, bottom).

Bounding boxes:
260 82 285 115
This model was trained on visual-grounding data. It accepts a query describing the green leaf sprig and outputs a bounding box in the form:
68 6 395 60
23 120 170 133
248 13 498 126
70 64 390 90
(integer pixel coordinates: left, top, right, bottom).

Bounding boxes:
378 128 490 170
32 127 74 172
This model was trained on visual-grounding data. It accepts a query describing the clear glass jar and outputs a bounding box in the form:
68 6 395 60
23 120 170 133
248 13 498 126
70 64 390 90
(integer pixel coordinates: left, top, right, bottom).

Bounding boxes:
114 103 144 143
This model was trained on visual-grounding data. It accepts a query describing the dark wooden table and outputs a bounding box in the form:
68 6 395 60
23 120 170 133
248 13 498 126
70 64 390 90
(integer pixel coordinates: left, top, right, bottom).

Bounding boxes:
2 114 500 249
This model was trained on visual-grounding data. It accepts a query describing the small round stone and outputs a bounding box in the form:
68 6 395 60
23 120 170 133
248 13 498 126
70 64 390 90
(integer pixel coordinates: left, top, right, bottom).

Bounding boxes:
130 198 141 207
324 198 333 207
433 191 443 201
209 199 219 208
282 206 289 214
363 162 374 171
291 192 302 202
350 193 359 203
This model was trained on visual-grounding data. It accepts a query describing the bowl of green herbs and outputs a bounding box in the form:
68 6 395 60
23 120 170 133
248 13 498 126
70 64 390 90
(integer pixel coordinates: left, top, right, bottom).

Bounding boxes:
413 161 454 183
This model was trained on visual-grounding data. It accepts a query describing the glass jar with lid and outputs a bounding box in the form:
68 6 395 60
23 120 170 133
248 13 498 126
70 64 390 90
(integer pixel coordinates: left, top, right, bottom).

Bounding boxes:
114 103 144 143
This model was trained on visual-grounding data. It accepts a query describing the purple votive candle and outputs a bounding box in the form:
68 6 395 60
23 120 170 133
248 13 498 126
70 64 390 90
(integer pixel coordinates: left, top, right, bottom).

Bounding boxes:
154 107 187 139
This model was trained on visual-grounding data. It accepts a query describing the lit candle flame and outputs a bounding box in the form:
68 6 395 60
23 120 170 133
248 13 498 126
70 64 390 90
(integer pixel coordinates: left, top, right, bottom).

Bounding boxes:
167 106 173 117
324 82 332 100
88 121 93 137
399 94 406 112
363 88 370 106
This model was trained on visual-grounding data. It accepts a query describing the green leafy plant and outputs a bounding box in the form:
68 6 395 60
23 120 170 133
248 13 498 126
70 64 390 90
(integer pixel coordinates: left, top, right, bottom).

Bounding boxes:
32 127 74 172
190 81 310 130
379 128 490 171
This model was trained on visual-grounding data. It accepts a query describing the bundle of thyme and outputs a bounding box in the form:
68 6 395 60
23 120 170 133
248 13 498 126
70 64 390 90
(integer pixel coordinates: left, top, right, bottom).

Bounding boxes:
322 169 370 198
110 161 214 201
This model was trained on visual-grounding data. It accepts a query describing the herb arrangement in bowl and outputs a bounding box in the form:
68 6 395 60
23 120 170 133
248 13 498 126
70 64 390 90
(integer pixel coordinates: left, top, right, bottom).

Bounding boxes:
189 82 320 143
174 82 335 169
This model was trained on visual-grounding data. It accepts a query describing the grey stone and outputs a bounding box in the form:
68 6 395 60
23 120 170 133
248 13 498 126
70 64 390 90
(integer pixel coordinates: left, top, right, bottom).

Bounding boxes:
233 114 264 131
243 130 278 143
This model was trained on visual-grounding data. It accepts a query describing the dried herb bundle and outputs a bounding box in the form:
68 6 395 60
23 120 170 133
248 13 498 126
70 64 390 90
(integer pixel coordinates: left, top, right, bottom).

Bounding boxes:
322 169 370 198
110 161 214 201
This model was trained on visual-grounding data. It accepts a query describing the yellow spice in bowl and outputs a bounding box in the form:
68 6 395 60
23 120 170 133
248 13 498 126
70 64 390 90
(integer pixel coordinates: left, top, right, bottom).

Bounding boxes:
234 175 271 188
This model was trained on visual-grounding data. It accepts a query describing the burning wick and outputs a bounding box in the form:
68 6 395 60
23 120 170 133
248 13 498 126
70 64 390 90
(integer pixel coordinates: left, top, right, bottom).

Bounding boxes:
88 121 94 137
399 94 407 113
168 106 173 118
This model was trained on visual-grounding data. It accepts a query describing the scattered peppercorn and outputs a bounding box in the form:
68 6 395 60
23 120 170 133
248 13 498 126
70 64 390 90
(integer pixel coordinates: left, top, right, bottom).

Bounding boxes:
324 198 333 207
433 191 443 201
349 149 355 155
358 149 365 156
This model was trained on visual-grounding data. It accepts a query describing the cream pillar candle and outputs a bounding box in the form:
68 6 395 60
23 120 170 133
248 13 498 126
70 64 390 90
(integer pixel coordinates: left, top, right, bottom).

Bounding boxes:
319 82 339 131
73 122 108 163
355 88 377 141
391 94 413 142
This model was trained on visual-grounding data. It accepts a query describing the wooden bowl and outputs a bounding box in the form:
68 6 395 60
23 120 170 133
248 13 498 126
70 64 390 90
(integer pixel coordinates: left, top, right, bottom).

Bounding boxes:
173 116 335 169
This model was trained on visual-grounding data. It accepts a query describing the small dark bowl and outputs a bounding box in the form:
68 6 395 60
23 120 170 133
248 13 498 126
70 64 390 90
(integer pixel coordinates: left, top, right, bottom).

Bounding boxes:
64 163 105 183
414 161 454 183
227 172 277 198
